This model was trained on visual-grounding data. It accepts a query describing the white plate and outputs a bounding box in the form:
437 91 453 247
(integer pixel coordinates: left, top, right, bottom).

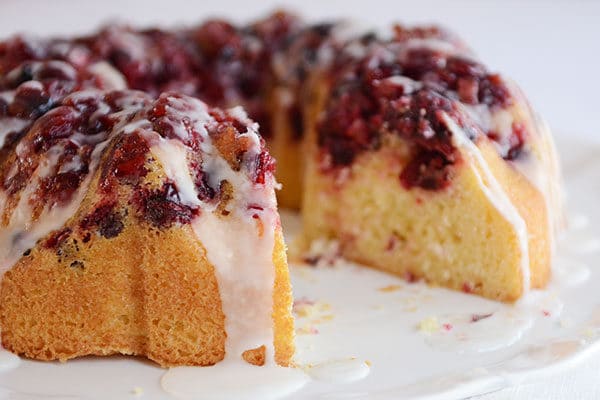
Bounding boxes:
0 135 598 400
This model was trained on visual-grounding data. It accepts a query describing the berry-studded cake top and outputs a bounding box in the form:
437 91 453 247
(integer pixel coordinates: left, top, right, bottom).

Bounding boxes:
0 11 538 267
317 25 527 190
0 80 276 270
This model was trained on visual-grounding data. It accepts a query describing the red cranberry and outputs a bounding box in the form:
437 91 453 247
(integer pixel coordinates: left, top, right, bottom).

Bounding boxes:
399 150 455 191
193 168 217 202
194 20 241 59
43 227 72 249
9 83 52 118
134 182 198 228
31 106 80 152
101 131 149 188
505 122 526 160
39 170 85 206
80 202 124 239
254 150 276 184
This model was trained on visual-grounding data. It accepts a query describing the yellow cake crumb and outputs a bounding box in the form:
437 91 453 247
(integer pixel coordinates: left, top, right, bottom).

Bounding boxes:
417 316 440 334
297 323 319 335
378 284 402 293
582 327 597 340
293 300 332 318
131 387 144 397
316 314 335 322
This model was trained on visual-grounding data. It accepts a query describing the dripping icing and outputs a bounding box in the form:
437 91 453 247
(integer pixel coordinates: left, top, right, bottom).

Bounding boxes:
145 96 280 364
0 92 149 274
443 113 531 294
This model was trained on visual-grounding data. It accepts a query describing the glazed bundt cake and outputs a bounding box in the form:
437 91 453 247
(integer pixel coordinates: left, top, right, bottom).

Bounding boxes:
0 60 293 366
0 10 561 365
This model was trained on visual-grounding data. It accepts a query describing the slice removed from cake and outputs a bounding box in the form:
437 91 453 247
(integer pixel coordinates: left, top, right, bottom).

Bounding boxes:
298 29 561 302
0 86 294 367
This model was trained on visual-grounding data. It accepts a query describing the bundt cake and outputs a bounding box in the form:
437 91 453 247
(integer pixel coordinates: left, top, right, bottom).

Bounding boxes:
0 59 293 367
0 10 561 366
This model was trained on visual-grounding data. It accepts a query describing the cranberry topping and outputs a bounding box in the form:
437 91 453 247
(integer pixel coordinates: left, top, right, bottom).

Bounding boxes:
147 93 200 145
399 150 454 191
9 82 52 119
193 167 217 202
39 170 86 207
0 37 43 74
254 150 276 185
194 20 240 60
1 88 153 241
506 122 526 160
89 26 201 96
31 106 81 152
2 158 35 196
80 202 124 239
43 227 72 249
319 81 472 191
208 107 248 134
1 15 525 200
318 29 519 190
0 60 109 162
134 182 198 228
188 12 302 138
100 131 149 189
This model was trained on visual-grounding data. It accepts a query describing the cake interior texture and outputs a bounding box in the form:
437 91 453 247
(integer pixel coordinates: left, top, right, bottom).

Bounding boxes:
0 10 561 365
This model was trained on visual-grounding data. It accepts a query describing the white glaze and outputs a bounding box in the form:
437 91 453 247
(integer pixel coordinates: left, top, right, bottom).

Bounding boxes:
1 144 79 273
191 207 278 362
145 96 293 396
88 61 128 90
420 309 534 353
443 113 531 294
0 117 28 148
404 38 464 55
514 116 564 253
463 81 564 253
143 96 281 367
567 213 589 231
382 75 422 94
420 289 564 354
161 362 308 400
305 358 370 383
149 138 199 206
0 91 15 104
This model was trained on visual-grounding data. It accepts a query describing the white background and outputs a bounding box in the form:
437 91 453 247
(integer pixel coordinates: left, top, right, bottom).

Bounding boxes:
1 0 600 398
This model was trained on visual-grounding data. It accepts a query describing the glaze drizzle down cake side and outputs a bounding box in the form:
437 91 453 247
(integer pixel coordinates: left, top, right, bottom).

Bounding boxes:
0 58 294 366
